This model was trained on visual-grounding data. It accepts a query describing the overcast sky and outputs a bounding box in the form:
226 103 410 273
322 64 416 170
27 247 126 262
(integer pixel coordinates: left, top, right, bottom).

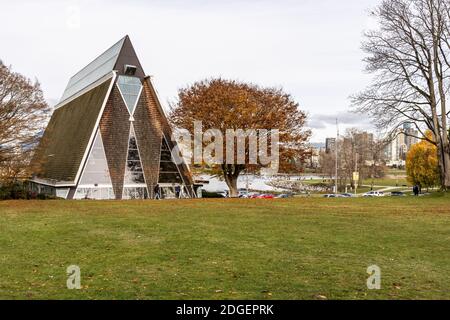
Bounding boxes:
0 0 381 142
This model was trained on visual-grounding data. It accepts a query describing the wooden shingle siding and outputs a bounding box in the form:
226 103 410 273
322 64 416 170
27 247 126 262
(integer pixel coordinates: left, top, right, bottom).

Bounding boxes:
32 80 111 182
142 79 195 196
99 85 130 199
133 92 163 196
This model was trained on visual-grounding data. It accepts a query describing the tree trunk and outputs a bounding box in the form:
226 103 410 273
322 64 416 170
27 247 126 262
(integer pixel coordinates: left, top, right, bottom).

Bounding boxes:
442 146 450 189
224 174 239 198
222 164 242 198
436 139 450 190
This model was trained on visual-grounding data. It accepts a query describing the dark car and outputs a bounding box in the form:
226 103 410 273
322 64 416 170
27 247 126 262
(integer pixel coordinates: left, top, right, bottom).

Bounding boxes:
341 193 354 198
391 191 406 197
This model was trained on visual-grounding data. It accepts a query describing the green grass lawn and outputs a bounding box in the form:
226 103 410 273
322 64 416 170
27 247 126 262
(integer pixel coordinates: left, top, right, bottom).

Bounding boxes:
301 177 409 189
1 194 450 300
362 178 410 187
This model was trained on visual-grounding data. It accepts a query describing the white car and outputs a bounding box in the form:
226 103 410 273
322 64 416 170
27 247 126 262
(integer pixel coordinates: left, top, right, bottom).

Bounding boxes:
363 191 385 197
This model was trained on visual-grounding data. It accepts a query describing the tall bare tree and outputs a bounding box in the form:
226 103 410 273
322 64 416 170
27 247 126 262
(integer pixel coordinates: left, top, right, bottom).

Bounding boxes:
0 61 49 184
318 151 336 179
333 128 386 190
353 0 450 189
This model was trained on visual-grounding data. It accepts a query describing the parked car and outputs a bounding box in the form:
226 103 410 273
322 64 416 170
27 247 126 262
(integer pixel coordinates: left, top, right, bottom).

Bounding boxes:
240 192 258 198
218 191 229 198
390 191 406 197
256 194 275 199
276 194 294 199
323 194 343 198
363 191 385 197
341 193 354 198
238 189 248 197
202 191 227 198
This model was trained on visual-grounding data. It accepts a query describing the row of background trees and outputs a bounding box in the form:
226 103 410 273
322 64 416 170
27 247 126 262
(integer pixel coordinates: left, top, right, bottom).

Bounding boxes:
319 129 387 191
318 127 442 191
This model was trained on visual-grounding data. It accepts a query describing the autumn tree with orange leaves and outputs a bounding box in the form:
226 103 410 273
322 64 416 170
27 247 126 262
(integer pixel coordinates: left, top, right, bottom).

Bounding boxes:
170 79 311 197
0 61 49 184
406 132 440 189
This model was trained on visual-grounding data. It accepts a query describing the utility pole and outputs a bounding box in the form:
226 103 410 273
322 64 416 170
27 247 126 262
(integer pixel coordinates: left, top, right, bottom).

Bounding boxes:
335 118 339 194
246 169 249 195
355 153 358 195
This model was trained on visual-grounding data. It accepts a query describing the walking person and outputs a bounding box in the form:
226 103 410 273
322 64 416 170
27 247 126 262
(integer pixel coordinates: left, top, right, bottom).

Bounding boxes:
154 184 160 200
175 185 181 199
413 185 419 197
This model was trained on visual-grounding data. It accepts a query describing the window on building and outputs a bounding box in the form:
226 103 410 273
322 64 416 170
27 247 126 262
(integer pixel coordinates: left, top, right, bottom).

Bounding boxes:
79 130 114 188
74 187 115 200
158 138 183 184
124 124 146 185
117 75 142 114
123 187 148 200
76 130 115 200
56 188 70 199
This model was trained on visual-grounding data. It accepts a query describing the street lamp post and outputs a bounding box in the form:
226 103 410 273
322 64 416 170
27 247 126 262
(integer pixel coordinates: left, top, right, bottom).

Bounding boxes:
335 119 339 195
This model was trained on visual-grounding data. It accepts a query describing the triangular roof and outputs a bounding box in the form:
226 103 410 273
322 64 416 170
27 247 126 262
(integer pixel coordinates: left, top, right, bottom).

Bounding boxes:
33 78 114 184
59 35 145 103
32 36 195 197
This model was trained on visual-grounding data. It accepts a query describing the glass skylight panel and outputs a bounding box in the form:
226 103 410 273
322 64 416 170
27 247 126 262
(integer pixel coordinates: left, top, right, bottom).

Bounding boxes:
60 37 126 102
117 76 142 114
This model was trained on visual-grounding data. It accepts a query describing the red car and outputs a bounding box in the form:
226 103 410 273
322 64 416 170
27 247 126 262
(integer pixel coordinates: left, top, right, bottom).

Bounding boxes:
256 194 275 199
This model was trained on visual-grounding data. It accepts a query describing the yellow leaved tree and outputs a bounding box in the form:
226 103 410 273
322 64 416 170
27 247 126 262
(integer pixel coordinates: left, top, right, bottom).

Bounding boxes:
406 132 440 189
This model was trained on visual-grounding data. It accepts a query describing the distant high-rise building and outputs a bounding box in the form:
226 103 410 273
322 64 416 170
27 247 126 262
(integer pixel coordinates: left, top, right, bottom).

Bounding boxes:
384 124 420 166
306 143 324 169
325 138 336 154
354 132 374 160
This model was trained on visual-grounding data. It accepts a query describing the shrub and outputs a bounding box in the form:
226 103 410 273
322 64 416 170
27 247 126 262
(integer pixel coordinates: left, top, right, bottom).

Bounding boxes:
0 183 25 200
0 182 59 200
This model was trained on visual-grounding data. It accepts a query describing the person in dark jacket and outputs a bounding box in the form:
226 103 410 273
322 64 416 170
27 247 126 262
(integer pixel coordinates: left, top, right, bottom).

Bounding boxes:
175 185 181 198
413 185 419 196
154 184 160 200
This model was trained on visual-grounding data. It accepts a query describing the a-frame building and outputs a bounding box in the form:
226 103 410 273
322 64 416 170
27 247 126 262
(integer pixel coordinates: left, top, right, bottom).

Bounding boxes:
30 36 196 200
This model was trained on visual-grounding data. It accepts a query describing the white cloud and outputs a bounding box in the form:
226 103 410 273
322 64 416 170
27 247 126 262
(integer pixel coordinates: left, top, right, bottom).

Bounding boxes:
0 0 380 141
308 111 376 142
